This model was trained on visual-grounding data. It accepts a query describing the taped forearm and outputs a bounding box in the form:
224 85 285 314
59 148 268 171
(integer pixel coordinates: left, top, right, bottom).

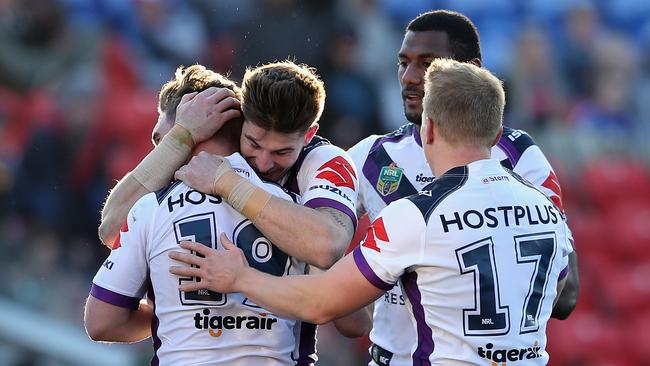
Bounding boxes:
99 175 150 248
212 165 271 223
132 125 193 191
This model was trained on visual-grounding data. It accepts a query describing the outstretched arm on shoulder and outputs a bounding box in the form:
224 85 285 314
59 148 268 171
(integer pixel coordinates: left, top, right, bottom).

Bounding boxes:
99 88 241 248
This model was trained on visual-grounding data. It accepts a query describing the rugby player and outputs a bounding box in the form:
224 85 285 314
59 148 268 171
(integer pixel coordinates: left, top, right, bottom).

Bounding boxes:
345 10 579 365
85 66 315 364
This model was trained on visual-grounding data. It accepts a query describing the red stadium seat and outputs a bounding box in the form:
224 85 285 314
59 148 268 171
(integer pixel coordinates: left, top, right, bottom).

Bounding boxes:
547 311 624 365
580 159 650 213
598 261 650 318
605 201 650 261
571 252 610 314
100 90 157 181
567 209 611 260
102 37 140 94
621 311 650 364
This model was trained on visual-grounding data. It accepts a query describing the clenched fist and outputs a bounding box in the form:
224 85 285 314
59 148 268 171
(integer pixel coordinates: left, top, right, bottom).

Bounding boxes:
175 152 232 195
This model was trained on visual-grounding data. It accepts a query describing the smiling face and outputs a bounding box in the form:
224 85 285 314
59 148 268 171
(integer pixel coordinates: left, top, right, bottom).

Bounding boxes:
398 30 454 125
239 120 313 182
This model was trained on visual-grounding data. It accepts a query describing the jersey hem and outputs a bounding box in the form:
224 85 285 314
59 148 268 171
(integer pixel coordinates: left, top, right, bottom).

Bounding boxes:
90 283 140 310
353 248 393 291
304 197 357 230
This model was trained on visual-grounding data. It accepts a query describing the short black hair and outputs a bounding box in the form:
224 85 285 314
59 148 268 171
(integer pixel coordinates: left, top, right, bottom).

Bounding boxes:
406 10 481 63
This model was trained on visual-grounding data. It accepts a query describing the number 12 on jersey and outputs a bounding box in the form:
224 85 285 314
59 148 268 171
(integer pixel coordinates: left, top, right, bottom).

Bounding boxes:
456 232 557 336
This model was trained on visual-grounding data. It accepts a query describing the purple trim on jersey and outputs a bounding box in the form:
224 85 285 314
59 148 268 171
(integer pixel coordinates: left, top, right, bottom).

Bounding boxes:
362 157 386 202
413 126 422 147
362 124 420 205
401 271 434 366
147 277 161 366
90 284 140 310
496 138 523 167
304 197 357 230
370 124 417 149
295 322 318 366
353 248 393 291
558 264 569 281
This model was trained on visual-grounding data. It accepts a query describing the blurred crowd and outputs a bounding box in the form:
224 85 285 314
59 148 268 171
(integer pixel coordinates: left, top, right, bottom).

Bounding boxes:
1 0 649 365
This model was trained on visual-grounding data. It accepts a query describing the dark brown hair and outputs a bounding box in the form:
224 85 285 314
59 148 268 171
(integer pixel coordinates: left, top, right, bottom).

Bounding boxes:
241 61 325 133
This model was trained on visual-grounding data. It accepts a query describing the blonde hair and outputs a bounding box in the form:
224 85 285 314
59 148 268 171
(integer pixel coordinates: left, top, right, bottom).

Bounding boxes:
241 60 325 133
423 58 504 147
158 65 241 117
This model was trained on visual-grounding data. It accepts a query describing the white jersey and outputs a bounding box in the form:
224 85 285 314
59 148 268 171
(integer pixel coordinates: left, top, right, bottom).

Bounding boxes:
347 124 566 366
353 159 573 365
282 135 359 230
91 153 314 366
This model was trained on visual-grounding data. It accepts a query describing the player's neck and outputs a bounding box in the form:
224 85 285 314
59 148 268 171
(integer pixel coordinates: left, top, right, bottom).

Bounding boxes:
193 136 239 158
430 145 491 177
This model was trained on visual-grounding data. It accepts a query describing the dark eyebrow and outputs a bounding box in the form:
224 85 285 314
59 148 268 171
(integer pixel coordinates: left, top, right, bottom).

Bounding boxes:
244 133 293 154
244 134 259 144
398 53 436 59
274 147 295 154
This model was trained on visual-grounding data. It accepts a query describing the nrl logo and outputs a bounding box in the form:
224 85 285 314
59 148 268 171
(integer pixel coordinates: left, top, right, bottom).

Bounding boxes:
377 163 403 196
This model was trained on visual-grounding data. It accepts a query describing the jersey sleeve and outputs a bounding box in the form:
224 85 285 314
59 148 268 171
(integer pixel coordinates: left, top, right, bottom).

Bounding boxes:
347 135 378 218
297 144 359 228
556 220 575 280
514 144 565 213
91 193 157 309
352 199 426 290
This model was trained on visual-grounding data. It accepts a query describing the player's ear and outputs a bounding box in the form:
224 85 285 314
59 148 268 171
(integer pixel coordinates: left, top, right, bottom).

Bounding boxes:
304 123 319 144
491 125 504 147
422 117 435 145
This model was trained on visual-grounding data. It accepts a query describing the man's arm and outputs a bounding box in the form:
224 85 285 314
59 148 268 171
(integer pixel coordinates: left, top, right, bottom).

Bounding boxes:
90 193 156 342
309 266 373 337
169 236 383 324
175 153 355 269
331 303 373 338
552 251 579 319
99 175 150 247
254 200 354 269
84 295 153 343
99 88 241 247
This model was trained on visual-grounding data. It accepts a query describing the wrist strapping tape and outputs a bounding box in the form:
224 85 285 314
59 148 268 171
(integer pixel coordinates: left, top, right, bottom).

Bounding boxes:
131 125 193 191
213 165 272 223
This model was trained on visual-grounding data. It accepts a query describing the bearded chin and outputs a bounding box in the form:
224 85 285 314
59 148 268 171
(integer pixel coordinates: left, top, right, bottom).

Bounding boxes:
405 110 422 125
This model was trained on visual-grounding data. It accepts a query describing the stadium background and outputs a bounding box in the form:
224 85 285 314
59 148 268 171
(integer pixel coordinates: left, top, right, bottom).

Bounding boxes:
1 0 649 365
